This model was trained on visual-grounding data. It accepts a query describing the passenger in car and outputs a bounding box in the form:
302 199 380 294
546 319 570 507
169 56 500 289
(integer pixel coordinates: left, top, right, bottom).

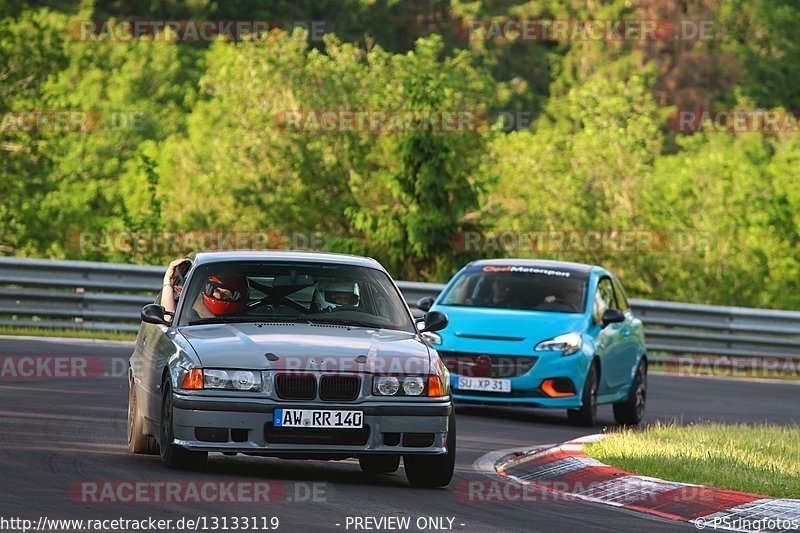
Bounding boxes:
312 281 361 312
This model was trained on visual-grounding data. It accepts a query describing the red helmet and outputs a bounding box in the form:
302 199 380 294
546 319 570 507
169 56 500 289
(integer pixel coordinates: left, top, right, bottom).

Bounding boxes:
202 275 249 315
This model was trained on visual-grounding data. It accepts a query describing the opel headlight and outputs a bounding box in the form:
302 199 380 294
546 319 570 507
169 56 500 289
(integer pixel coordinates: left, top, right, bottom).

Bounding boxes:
534 332 583 356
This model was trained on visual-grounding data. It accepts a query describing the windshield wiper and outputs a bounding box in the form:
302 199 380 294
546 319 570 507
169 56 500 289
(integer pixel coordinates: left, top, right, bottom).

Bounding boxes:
307 318 385 329
187 316 311 326
187 316 384 328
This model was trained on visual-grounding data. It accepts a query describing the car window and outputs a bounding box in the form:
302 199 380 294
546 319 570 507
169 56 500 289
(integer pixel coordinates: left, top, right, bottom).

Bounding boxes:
247 277 315 310
593 277 617 323
158 260 192 305
177 261 415 332
439 266 588 314
612 278 630 312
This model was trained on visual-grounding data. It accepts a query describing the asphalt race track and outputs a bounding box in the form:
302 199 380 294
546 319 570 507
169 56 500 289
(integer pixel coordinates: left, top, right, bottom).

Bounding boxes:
1 337 797 533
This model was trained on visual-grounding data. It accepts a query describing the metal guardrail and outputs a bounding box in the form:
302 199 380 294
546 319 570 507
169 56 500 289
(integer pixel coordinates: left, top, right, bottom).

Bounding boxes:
0 258 163 332
1 257 798 358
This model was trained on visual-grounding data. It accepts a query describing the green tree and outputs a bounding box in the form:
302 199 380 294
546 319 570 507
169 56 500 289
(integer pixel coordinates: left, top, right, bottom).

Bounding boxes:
717 0 800 109
31 18 200 261
159 32 494 279
0 8 68 254
490 56 663 268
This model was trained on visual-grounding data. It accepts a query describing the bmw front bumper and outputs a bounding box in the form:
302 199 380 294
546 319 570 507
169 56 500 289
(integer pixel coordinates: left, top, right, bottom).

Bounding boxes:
170 394 452 456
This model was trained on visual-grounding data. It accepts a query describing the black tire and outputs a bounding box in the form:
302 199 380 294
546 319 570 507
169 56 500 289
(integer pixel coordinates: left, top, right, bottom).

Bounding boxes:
159 378 207 470
613 359 647 426
127 374 158 455
567 362 598 427
359 454 401 474
403 410 456 488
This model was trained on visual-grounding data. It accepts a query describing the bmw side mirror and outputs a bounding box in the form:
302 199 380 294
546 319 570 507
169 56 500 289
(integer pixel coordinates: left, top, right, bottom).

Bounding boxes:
601 309 625 328
420 311 448 333
416 296 435 312
141 303 170 326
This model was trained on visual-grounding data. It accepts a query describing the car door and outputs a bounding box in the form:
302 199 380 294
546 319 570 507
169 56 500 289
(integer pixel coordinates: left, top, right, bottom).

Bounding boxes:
592 276 628 391
140 256 191 423
612 276 644 378
138 288 173 423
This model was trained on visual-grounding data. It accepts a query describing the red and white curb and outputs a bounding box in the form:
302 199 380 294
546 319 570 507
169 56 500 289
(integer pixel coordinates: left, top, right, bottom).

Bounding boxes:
495 435 800 532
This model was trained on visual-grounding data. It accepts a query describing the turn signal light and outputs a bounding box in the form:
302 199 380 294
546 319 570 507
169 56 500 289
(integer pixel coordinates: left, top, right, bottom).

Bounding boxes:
427 375 444 397
181 368 204 390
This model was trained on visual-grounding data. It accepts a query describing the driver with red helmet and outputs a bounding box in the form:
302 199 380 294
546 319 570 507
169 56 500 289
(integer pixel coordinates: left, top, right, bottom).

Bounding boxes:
198 275 249 317
160 258 249 320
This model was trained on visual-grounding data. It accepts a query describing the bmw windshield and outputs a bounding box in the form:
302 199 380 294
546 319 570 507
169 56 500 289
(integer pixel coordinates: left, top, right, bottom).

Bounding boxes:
176 261 415 332
439 265 588 313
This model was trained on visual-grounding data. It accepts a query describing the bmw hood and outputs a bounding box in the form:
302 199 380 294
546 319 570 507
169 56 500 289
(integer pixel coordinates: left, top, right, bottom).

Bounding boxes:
432 305 589 348
179 323 431 374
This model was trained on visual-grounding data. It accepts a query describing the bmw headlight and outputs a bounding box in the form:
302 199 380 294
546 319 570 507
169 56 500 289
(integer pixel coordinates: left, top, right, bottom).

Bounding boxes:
374 376 400 396
373 375 445 397
402 376 426 395
231 370 258 390
374 375 429 396
202 369 262 391
534 332 583 356
204 369 227 389
261 371 274 395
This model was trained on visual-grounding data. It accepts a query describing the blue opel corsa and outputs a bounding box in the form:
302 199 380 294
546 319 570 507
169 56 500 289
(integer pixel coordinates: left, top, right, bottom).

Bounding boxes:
417 259 647 426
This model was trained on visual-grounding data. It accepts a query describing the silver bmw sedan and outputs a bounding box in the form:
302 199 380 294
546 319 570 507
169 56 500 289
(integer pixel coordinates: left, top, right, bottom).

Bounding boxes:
127 251 454 488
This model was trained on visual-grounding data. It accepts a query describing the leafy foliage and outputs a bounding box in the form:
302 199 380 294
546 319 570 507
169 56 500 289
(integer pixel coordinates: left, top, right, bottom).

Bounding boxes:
2 1 800 307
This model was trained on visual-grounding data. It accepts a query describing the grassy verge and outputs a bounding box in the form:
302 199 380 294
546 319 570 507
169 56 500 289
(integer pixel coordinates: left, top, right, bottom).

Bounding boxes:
584 422 800 499
0 325 135 342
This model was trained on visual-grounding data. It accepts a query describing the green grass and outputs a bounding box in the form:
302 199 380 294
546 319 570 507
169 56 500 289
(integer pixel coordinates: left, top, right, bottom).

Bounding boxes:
0 325 135 342
584 422 800 498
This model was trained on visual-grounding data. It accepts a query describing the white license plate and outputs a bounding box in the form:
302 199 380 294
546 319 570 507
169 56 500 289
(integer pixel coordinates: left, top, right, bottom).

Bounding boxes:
455 375 511 393
273 408 363 429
